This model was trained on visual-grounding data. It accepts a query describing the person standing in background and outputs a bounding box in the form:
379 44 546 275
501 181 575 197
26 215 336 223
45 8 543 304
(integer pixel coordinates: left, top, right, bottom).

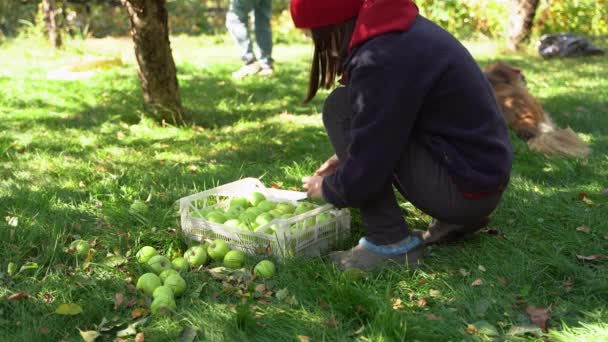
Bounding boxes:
226 0 274 80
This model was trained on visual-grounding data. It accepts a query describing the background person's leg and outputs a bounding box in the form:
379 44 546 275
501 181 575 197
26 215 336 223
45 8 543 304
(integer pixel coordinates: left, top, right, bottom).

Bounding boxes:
226 0 260 79
322 87 410 245
253 0 273 71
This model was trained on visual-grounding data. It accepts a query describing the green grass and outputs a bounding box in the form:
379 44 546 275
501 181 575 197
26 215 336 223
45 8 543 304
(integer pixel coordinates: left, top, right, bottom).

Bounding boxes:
1 34 607 341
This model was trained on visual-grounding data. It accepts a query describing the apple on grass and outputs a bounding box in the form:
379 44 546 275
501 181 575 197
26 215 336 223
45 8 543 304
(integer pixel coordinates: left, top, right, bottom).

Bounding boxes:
136 246 158 264
164 274 187 297
171 257 189 272
69 240 91 258
136 273 162 296
150 296 176 315
223 250 246 269
184 246 207 267
147 255 172 274
253 260 276 278
152 285 174 299
159 269 180 283
207 239 231 261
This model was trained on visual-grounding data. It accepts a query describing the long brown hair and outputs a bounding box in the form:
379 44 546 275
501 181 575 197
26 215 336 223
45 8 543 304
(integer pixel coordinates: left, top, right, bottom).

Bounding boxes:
304 19 356 103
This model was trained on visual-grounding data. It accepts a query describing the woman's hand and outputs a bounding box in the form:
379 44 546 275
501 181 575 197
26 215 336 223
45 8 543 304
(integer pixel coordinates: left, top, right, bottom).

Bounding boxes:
314 154 341 177
302 175 324 200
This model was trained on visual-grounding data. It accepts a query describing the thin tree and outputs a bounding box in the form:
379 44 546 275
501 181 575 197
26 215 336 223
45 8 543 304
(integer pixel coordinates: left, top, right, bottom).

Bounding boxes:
121 0 184 124
507 0 540 51
41 0 62 49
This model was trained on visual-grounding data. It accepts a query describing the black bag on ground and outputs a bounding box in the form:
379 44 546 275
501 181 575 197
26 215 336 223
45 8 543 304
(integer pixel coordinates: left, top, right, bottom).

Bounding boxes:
538 33 605 58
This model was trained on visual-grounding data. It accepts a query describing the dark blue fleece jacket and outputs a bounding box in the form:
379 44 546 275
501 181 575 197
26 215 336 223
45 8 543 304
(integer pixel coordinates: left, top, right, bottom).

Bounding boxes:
322 16 513 209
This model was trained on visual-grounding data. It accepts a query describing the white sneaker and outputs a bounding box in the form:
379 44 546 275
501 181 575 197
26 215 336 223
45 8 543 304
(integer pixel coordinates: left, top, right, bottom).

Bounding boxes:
232 62 261 80
258 63 274 77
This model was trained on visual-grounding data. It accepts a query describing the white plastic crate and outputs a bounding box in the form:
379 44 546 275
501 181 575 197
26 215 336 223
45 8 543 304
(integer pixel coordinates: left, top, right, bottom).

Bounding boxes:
179 178 351 259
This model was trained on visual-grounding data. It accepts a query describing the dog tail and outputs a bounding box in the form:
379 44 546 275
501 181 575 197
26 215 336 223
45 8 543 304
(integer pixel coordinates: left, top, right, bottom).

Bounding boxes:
527 127 591 158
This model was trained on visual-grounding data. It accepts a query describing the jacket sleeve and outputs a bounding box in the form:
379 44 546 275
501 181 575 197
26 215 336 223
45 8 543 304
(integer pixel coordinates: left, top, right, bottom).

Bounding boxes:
322 64 428 208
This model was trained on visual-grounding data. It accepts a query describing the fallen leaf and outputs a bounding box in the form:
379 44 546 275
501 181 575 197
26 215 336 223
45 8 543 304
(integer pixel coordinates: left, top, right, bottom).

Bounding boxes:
576 254 607 262
116 325 137 338
43 293 54 303
131 308 148 319
271 182 284 189
478 265 486 272
507 324 543 337
526 305 551 331
135 332 144 342
471 278 484 286
563 279 575 292
105 256 128 267
254 284 266 294
324 317 337 328
297 336 310 342
114 293 125 310
459 268 470 277
55 303 83 315
178 326 198 342
495 275 509 285
5 216 18 227
576 225 592 233
79 329 100 342
188 165 198 173
391 298 404 310
429 289 441 297
417 298 428 308
427 313 443 321
470 320 499 336
578 192 595 206
39 327 50 335
8 292 29 301
465 324 479 334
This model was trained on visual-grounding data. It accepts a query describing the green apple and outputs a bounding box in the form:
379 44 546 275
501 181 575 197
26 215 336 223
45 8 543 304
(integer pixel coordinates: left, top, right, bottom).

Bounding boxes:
206 211 227 224
317 212 333 223
236 221 251 231
171 257 189 272
276 202 295 214
136 273 162 296
147 255 172 274
253 260 276 278
164 274 187 297
159 269 180 283
247 192 266 206
69 240 91 258
256 200 276 212
230 197 250 209
136 246 158 264
207 239 230 261
184 246 207 267
224 219 240 228
223 250 246 269
294 202 315 215
225 206 245 219
150 296 176 315
130 200 149 216
255 212 274 227
267 209 283 218
244 207 264 216
152 285 174 299
7 262 18 276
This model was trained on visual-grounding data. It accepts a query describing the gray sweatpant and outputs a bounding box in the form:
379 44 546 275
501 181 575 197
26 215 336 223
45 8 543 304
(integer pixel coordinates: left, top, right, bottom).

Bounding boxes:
226 0 273 66
322 87 502 245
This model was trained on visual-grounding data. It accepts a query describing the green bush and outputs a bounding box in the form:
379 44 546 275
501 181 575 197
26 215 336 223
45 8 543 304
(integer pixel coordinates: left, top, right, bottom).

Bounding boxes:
534 0 608 36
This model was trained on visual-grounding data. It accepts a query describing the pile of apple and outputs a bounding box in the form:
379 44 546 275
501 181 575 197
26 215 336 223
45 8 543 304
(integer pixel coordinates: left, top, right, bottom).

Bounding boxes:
194 191 334 234
134 239 276 315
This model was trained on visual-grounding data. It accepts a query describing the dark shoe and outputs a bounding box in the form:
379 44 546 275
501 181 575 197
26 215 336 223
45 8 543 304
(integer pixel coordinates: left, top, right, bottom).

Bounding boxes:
419 217 490 245
328 233 424 272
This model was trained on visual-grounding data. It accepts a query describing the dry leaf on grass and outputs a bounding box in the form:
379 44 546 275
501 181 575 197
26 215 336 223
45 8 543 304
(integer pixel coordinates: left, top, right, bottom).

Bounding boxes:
114 293 125 310
576 226 592 233
526 305 551 331
8 293 29 301
576 254 607 262
471 279 484 286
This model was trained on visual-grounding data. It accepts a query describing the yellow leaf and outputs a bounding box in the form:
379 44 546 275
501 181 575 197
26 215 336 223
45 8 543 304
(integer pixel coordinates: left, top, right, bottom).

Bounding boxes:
78 329 100 342
55 303 83 315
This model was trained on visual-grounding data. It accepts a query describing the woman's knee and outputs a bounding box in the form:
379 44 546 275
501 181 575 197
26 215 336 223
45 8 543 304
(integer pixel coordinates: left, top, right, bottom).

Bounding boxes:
322 87 349 125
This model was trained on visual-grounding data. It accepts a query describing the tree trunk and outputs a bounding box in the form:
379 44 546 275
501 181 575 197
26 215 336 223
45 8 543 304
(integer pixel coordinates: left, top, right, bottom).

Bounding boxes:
507 0 540 51
41 0 62 49
121 0 184 124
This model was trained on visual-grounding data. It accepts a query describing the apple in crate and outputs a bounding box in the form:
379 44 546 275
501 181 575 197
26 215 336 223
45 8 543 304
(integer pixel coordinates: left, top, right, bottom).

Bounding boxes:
224 219 240 228
294 202 315 215
147 255 172 274
255 212 274 227
276 202 295 214
248 192 266 206
230 197 250 209
206 211 227 224
184 246 207 267
207 239 231 261
256 200 276 212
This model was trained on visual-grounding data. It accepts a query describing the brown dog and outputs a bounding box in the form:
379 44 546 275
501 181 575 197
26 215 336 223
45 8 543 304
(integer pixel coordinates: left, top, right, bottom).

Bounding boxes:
483 62 590 157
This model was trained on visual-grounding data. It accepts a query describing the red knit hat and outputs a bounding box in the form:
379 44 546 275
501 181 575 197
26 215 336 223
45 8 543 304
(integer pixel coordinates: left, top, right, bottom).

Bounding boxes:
290 0 364 29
